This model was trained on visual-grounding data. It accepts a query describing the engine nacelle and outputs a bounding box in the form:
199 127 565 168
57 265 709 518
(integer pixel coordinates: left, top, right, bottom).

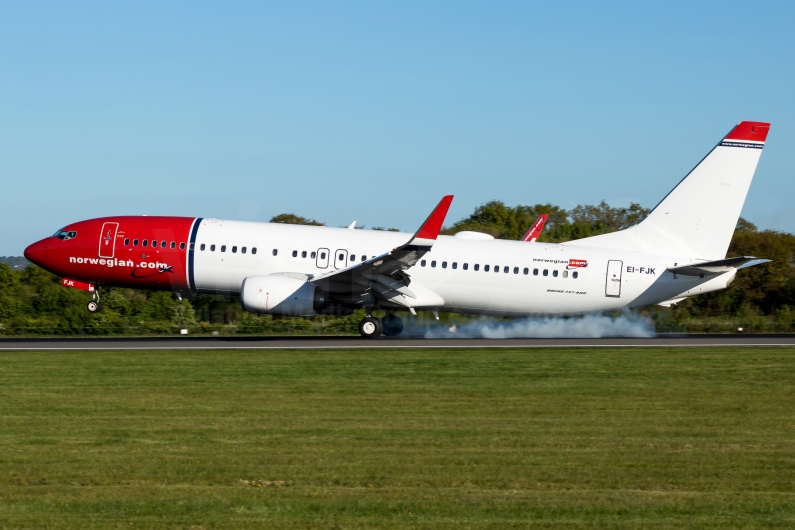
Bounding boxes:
240 275 325 316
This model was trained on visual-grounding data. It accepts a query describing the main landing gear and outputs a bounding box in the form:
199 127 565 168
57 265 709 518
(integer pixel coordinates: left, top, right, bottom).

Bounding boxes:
358 311 404 339
87 290 101 313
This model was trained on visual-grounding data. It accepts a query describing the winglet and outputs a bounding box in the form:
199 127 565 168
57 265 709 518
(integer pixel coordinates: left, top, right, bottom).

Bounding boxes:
521 214 549 242
405 195 454 248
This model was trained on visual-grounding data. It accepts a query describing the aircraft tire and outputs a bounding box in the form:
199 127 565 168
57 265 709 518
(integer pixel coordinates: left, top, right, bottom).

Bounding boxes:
87 301 101 313
359 316 382 339
382 314 403 336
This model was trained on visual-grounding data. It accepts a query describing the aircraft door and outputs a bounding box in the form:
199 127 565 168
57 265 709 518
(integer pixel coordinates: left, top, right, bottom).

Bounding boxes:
316 248 330 269
605 260 623 297
334 249 348 269
98 222 119 259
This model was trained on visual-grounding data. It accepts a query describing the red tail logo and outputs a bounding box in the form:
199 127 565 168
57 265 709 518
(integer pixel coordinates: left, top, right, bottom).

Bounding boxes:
521 214 549 242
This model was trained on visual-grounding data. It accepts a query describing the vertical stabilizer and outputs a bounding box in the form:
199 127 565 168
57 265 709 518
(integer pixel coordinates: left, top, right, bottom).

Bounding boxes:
521 214 549 242
567 121 770 259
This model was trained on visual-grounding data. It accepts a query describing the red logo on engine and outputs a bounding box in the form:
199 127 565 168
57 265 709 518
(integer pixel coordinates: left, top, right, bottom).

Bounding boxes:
567 259 588 269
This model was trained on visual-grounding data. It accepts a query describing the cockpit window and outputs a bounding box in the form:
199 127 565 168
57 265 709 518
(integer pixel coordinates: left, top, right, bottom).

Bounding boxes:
53 230 77 240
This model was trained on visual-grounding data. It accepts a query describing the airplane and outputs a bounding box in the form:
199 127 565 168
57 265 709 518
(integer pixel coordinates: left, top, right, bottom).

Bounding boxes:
24 121 771 338
521 214 549 242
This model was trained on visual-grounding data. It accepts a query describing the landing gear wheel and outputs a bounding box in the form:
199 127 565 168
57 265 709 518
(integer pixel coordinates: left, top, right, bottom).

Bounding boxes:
382 314 404 336
87 301 101 313
359 316 383 339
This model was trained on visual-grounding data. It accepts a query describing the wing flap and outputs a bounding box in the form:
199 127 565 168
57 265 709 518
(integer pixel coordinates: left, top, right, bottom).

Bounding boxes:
311 196 453 309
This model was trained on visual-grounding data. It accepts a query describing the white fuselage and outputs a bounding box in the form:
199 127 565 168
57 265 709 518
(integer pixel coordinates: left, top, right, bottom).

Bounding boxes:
191 219 726 316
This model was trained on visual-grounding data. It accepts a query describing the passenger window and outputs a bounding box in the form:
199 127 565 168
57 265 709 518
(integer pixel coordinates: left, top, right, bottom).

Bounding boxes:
273 249 278 256
563 270 569 278
221 245 226 252
200 243 205 251
292 250 298 257
210 244 216 251
302 251 307 258
350 254 355 261
189 243 194 250
533 268 539 275
252 248 257 254
242 247 247 254
523 268 529 275
474 264 479 271
504 266 509 273
553 270 558 277
143 240 149 247
311 251 316 258
495 265 499 273
431 261 437 268
463 263 468 270
484 265 490 272
133 239 139 246
452 262 457 269
543 269 548 276
124 238 129 246
170 241 175 249
421 260 426 267
442 261 447 268
573 271 578 279
232 246 237 253
162 241 167 248
513 267 519 274
180 242 186 250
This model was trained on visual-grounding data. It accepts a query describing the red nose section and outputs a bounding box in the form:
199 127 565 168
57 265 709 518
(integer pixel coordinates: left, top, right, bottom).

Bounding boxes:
24 238 52 268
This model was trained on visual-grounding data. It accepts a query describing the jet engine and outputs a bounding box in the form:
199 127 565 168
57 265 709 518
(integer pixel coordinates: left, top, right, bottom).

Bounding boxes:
240 275 326 316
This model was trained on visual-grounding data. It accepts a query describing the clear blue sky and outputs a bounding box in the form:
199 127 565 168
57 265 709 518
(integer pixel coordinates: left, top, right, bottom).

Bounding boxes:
2 1 794 255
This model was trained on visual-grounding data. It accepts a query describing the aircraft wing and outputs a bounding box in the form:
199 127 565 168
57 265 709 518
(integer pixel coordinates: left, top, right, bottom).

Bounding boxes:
310 196 453 309
521 214 548 242
667 256 770 276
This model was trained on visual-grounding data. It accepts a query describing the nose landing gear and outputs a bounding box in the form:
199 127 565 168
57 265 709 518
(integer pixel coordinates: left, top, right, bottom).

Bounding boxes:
86 290 102 313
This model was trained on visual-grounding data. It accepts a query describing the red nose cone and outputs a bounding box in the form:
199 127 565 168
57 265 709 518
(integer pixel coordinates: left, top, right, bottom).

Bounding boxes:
24 239 51 267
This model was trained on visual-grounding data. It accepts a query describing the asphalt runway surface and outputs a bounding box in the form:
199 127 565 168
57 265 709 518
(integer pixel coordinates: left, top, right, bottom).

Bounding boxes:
1 334 795 350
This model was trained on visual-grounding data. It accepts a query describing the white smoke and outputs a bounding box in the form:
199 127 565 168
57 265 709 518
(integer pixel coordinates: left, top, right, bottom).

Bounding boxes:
406 312 654 339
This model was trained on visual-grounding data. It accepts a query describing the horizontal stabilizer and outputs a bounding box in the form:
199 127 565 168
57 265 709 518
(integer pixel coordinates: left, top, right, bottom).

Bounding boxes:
667 256 770 276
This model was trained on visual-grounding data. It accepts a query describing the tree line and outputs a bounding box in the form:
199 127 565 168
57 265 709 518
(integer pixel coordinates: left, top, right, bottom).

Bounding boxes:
1 201 793 335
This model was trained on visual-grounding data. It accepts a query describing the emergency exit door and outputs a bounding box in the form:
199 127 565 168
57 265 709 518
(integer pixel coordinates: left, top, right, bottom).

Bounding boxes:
334 249 348 269
98 222 119 259
605 260 623 297
316 248 330 269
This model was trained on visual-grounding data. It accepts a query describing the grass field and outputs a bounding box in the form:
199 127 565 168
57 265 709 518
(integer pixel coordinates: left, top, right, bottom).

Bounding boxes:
1 347 794 529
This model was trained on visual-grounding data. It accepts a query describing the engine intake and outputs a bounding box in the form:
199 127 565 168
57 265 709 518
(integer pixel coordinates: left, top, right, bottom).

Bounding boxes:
240 275 326 316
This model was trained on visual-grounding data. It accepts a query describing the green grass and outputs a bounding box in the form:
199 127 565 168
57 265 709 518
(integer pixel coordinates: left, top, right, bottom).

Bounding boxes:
1 347 794 529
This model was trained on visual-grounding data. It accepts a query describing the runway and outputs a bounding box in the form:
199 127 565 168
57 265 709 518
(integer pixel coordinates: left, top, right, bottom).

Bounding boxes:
1 334 794 350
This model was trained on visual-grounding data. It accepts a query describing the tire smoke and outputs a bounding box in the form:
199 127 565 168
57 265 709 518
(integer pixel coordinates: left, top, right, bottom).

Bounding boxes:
405 312 654 339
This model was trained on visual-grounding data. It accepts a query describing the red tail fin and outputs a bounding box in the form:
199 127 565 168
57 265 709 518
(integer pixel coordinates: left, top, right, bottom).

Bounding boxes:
521 214 548 242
